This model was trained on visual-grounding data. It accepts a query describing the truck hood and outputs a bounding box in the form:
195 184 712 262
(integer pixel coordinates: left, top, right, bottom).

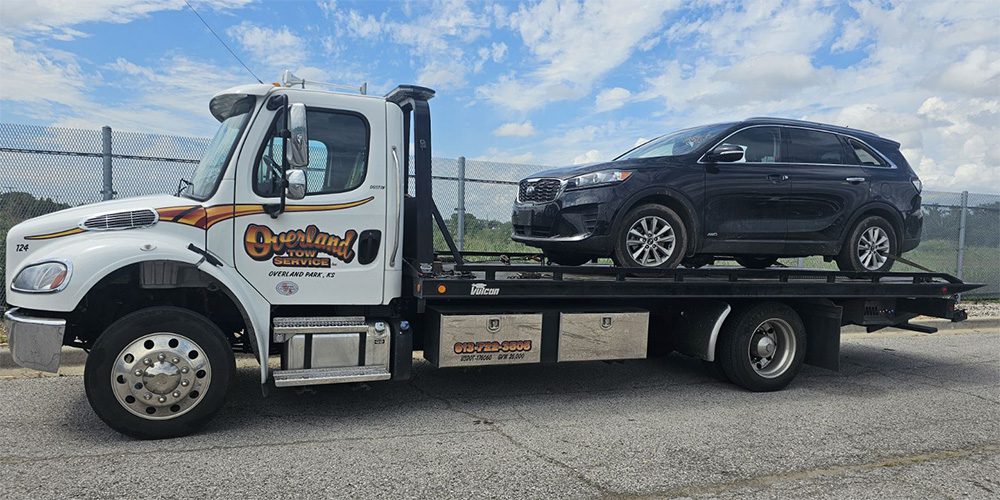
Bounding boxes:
8 194 193 239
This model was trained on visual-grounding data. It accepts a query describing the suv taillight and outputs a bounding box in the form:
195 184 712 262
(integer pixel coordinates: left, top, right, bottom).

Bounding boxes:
911 177 922 193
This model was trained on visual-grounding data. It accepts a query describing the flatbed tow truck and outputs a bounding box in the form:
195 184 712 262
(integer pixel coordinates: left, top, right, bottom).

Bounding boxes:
3 75 981 438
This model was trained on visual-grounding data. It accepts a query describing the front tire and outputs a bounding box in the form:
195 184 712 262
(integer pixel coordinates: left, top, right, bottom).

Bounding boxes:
544 251 593 266
836 216 897 272
717 302 806 392
84 307 235 439
613 204 687 269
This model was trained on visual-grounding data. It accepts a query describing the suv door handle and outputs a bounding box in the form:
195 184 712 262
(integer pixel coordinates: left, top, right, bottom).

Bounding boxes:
846 177 866 184
767 173 789 183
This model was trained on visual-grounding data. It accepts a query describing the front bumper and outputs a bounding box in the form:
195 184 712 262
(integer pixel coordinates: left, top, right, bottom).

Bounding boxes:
511 186 622 254
4 308 66 373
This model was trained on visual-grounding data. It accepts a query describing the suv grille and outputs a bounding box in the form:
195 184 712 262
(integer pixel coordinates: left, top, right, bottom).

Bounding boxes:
518 178 562 203
83 209 158 230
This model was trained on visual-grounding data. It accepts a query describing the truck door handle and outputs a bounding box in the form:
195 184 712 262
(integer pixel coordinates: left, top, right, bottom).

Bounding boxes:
846 177 866 184
767 174 789 183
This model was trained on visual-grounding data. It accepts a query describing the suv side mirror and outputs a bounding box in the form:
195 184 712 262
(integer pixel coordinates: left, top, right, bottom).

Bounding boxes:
286 169 306 200
709 144 745 163
286 103 309 168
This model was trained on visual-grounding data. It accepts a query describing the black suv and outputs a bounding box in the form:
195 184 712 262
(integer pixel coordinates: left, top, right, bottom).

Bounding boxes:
512 117 923 272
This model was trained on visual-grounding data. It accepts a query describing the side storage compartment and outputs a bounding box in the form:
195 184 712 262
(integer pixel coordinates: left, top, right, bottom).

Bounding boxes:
425 308 542 367
272 317 392 387
557 311 649 362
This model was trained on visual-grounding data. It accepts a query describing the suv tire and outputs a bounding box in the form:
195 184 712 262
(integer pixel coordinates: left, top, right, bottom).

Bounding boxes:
735 256 778 269
837 216 897 273
544 251 592 266
613 204 687 269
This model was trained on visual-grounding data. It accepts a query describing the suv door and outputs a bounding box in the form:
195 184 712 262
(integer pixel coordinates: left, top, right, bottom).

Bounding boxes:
781 127 870 254
231 91 388 305
701 126 789 254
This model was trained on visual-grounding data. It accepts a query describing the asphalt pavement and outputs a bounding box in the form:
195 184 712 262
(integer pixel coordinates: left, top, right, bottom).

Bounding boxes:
0 328 997 499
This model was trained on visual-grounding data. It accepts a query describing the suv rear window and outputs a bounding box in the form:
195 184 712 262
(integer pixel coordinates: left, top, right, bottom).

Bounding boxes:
783 128 849 165
846 138 886 166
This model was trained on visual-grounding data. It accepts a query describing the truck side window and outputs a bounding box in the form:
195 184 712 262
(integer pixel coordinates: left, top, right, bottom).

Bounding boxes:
719 126 780 163
254 108 370 197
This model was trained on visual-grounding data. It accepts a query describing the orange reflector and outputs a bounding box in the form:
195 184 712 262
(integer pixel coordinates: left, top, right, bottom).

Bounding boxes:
437 284 447 294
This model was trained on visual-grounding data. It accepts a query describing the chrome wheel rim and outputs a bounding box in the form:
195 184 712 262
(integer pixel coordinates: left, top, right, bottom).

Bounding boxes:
626 216 676 266
748 318 795 379
111 333 212 420
857 226 890 270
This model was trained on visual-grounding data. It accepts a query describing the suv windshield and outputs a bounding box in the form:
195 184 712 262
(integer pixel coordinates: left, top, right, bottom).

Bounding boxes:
616 123 733 160
183 96 256 200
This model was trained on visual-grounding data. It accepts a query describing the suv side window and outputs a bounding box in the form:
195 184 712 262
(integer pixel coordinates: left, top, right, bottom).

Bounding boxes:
719 126 781 163
254 108 369 197
782 128 848 164
846 138 886 167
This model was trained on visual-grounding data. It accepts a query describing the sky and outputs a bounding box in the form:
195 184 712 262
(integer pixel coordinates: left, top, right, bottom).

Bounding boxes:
0 0 998 192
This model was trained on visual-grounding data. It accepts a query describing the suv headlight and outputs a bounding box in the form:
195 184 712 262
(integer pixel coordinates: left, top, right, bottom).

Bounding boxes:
12 261 71 293
565 170 632 191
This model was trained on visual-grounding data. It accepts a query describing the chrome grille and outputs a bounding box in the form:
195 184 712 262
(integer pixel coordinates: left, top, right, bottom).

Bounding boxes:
82 209 158 230
518 178 562 203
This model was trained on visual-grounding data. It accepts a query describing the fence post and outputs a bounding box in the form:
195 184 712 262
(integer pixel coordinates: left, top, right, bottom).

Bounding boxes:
456 156 466 251
955 190 968 280
101 126 114 200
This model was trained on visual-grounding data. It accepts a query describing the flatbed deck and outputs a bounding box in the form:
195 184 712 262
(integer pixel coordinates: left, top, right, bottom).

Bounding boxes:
413 262 979 301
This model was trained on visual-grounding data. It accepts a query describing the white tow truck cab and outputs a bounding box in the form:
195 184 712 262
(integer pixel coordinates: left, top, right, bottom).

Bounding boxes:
4 73 977 438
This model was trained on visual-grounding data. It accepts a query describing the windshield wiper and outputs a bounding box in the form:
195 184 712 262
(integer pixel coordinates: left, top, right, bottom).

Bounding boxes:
176 178 193 197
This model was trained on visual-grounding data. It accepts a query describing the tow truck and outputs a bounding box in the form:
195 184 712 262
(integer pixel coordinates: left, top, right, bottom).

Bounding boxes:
4 73 980 438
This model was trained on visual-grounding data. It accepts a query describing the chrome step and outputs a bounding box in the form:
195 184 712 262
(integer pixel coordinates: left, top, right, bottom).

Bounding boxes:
272 365 391 387
273 316 367 342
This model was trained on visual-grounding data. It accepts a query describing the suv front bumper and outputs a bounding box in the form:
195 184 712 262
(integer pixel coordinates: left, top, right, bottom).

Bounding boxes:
4 308 66 373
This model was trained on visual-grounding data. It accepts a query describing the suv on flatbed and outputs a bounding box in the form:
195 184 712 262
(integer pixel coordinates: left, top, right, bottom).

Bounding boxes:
512 117 923 272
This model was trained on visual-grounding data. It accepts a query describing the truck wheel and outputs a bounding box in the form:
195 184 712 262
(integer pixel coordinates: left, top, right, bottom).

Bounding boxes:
836 216 896 272
84 307 235 439
614 204 687 269
544 251 592 266
717 302 806 392
735 256 778 269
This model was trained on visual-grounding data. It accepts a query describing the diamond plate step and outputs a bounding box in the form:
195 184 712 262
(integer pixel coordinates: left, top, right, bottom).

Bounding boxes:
272 365 391 387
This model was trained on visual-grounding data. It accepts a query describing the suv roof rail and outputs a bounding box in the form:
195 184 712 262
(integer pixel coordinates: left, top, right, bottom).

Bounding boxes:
743 116 884 140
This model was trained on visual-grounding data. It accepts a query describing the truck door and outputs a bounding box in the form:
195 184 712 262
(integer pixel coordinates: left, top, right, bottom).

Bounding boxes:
701 126 789 254
230 90 388 305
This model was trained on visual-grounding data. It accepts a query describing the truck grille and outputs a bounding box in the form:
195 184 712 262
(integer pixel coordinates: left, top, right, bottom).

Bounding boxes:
82 209 158 230
518 178 562 203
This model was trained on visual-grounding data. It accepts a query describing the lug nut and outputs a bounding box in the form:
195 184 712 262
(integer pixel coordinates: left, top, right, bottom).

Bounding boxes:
143 358 152 365
157 353 166 361
172 391 181 398
158 396 167 403
134 370 143 376
144 393 152 400
181 380 189 387
181 367 189 374
172 357 180 364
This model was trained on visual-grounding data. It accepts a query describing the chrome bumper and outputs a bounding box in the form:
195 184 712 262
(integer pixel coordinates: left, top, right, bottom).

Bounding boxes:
4 308 66 373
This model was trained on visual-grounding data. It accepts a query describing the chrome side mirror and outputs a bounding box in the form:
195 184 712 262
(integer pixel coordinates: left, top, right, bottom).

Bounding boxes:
286 103 309 168
710 144 745 163
286 169 306 200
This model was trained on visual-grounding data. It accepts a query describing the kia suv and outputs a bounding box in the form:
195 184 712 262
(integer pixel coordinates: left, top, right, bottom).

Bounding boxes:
511 117 923 272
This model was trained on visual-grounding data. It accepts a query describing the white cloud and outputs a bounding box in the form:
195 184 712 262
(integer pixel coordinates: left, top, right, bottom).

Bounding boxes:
933 46 1000 97
595 87 632 112
0 0 253 40
0 36 88 107
477 0 680 111
573 149 601 164
493 121 536 137
227 22 306 69
831 19 866 53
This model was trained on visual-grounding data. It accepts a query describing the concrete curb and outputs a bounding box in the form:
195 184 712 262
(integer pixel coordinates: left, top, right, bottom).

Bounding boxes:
2 317 997 369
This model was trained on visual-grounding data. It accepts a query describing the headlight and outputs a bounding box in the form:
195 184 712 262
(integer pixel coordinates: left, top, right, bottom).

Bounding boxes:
564 170 632 191
12 261 71 293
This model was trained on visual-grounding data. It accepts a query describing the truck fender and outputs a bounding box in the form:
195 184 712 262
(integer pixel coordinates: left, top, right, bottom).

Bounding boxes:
6 231 273 384
670 301 731 361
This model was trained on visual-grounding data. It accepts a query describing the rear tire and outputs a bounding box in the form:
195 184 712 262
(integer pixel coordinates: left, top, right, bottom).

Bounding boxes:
717 302 806 392
544 251 593 266
613 204 687 269
735 256 778 269
84 307 235 439
836 216 896 273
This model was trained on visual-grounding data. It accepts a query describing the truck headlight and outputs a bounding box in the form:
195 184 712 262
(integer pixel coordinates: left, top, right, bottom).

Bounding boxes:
12 261 71 293
565 170 632 191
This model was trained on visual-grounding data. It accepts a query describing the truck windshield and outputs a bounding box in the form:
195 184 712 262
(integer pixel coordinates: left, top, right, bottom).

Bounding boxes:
615 123 733 160
183 96 256 200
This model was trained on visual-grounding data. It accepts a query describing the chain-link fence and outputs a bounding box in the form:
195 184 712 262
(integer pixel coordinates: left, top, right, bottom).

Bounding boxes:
1 123 998 304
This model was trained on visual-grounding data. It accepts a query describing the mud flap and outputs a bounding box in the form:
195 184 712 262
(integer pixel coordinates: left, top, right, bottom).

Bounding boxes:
796 301 843 371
